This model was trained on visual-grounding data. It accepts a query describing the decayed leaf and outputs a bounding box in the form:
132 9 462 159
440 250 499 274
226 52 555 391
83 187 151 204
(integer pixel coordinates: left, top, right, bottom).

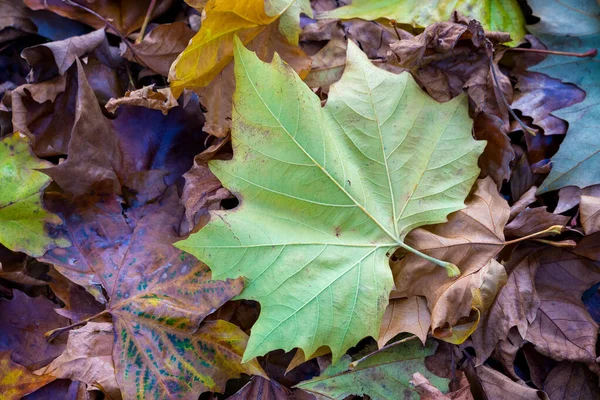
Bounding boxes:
0 290 69 369
43 187 265 399
105 85 178 115
530 0 600 192
379 296 431 347
543 362 600 400
34 322 121 400
318 0 526 46
474 364 549 400
121 22 195 77
0 133 69 257
23 0 175 35
295 339 449 400
177 40 484 361
229 376 291 399
169 0 313 97
0 352 56 400
391 178 509 341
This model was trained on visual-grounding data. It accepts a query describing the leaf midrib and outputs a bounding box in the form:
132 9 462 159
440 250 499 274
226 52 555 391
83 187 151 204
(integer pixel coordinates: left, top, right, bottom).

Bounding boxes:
235 45 402 247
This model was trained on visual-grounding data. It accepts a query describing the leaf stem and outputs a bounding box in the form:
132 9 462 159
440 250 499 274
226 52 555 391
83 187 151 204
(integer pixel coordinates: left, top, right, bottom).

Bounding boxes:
395 241 460 278
136 0 157 44
45 310 109 341
487 55 538 136
505 47 597 58
503 225 565 245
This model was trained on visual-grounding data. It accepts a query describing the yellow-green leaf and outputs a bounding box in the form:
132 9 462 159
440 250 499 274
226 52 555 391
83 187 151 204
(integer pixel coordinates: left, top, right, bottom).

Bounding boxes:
0 133 69 257
318 0 526 46
176 39 485 362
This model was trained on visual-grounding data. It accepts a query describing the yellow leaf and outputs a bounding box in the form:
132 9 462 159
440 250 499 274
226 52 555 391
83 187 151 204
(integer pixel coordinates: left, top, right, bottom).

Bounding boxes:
169 0 311 97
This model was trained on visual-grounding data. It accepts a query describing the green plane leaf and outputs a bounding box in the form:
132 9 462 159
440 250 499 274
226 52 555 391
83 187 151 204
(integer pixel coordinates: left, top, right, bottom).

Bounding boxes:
176 39 485 362
0 133 69 257
318 0 526 46
529 0 600 192
295 338 449 400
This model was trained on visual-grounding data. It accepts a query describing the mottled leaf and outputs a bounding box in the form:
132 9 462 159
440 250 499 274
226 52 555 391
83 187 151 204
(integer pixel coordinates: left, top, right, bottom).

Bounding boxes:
0 352 55 400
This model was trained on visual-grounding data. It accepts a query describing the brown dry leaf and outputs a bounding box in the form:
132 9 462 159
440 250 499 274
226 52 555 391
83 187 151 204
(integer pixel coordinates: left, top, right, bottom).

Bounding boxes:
475 364 549 400
34 322 121 400
580 188 600 235
21 29 109 80
511 70 585 137
105 85 178 115
0 0 37 44
0 290 69 369
543 362 600 400
505 207 569 238
526 248 600 371
392 178 509 341
23 0 174 35
42 60 206 195
121 22 195 77
510 186 538 220
228 376 291 399
471 246 542 363
411 372 473 400
0 352 56 400
0 246 46 286
47 268 106 322
573 233 600 262
378 296 431 347
180 137 231 232
286 346 330 375
473 112 514 186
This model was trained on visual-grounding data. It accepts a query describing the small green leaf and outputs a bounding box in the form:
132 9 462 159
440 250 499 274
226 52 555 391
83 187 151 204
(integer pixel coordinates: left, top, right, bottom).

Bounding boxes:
318 0 526 46
295 339 449 400
176 39 485 362
0 133 69 257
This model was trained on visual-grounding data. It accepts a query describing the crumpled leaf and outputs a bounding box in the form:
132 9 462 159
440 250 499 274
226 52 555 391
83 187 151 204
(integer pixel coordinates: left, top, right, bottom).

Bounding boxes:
23 0 175 35
391 178 509 340
0 352 56 400
504 207 569 238
0 133 69 257
169 0 313 97
318 0 526 46
378 296 431 347
0 0 37 44
34 322 121 400
529 0 600 192
295 339 449 400
121 22 195 77
0 290 69 369
43 186 265 399
410 372 473 400
105 85 178 115
177 40 484 361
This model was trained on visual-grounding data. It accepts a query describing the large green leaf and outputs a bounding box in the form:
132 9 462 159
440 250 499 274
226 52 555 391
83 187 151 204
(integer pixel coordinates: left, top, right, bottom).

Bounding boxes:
318 0 526 46
0 133 69 257
43 187 265 399
529 0 600 192
176 39 485 362
295 339 449 400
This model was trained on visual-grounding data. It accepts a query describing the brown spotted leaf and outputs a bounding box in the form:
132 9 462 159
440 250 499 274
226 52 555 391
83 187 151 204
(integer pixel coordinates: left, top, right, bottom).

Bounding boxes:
43 186 265 399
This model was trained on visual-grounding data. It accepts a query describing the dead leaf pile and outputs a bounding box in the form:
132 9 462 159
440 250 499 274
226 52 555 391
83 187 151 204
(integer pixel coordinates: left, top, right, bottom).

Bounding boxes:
1 0 599 399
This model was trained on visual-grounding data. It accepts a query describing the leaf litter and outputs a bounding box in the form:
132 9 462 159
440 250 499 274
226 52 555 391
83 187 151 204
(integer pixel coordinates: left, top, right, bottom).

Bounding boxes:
0 0 599 399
